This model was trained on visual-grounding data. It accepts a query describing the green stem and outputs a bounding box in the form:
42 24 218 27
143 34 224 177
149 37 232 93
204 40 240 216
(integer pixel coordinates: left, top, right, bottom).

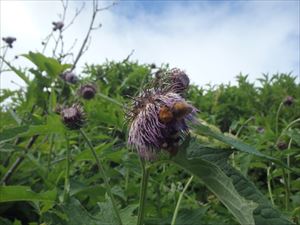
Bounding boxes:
171 176 194 225
267 167 275 206
80 129 123 225
47 134 55 177
97 93 123 107
275 102 283 136
137 159 150 225
235 116 254 137
63 133 71 202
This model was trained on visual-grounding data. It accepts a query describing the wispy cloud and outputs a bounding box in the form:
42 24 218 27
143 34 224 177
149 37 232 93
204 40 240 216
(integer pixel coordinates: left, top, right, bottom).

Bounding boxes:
1 1 299 90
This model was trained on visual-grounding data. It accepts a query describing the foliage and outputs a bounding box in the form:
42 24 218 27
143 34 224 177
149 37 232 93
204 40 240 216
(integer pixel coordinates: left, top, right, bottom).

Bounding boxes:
0 52 299 225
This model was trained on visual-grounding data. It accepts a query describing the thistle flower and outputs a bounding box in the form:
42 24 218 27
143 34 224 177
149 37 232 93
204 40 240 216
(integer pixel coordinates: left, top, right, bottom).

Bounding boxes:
283 96 294 106
127 88 197 160
78 84 97 100
60 71 78 84
61 104 85 130
52 21 64 31
2 36 16 48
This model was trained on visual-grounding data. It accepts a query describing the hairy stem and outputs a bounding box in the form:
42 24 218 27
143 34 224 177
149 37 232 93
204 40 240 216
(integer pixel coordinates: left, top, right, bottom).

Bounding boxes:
267 167 275 206
80 129 123 225
137 159 150 225
171 176 194 225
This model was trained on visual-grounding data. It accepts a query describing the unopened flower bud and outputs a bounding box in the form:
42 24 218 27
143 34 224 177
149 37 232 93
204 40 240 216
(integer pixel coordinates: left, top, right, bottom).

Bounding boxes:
78 84 97 100
256 127 265 134
61 104 85 130
2 36 16 48
60 71 78 84
277 141 288 150
52 21 64 31
283 96 294 106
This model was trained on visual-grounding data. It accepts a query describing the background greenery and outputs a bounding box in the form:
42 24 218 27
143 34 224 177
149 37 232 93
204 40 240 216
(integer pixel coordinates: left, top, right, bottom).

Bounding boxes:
0 55 299 225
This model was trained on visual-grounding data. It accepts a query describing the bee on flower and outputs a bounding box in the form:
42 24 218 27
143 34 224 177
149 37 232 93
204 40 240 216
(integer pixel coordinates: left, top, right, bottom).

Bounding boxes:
126 68 197 160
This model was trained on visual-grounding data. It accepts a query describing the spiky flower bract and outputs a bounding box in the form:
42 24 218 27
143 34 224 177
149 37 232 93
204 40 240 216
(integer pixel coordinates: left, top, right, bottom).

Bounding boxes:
61 104 85 130
78 84 97 100
127 68 197 160
60 71 78 84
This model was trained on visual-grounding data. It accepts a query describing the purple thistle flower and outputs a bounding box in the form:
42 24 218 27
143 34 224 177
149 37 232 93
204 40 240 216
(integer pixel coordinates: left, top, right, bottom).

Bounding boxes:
127 89 197 160
61 104 85 130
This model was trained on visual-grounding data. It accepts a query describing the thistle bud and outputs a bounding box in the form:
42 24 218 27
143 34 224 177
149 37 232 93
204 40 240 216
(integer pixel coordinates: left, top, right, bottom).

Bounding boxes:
60 71 78 84
168 68 190 93
2 36 16 48
78 84 97 100
61 104 85 130
283 96 294 106
256 127 265 134
52 21 64 31
277 141 288 150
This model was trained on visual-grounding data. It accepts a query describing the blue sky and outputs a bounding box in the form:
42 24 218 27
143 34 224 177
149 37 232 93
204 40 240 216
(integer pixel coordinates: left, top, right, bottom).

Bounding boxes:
1 0 299 90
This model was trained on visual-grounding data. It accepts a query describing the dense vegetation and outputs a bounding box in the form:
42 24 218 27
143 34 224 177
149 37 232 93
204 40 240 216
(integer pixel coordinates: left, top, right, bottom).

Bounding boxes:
0 55 299 225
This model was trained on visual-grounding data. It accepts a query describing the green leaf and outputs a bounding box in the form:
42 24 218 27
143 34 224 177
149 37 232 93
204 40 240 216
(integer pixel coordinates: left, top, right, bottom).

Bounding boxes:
171 140 257 225
0 125 29 143
20 114 65 137
23 52 69 78
1 58 30 84
194 123 289 169
0 186 56 203
172 138 294 225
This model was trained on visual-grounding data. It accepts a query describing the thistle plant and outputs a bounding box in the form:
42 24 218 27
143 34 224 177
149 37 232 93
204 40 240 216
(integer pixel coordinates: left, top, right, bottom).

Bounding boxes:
127 68 197 160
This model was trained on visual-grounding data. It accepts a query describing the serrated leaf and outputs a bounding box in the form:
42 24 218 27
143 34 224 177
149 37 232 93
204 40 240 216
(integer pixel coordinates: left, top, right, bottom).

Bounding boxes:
175 138 294 225
0 125 29 143
171 141 257 225
194 123 290 169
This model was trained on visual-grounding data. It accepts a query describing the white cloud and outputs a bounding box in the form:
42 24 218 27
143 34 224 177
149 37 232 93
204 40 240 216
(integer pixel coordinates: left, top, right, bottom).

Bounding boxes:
1 1 299 91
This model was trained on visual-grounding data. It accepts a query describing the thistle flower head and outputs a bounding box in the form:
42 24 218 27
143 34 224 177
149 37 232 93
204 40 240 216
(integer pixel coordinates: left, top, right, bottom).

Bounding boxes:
78 84 97 100
61 71 78 84
2 36 16 48
61 104 85 130
283 96 294 106
167 68 190 94
127 85 197 160
52 21 64 31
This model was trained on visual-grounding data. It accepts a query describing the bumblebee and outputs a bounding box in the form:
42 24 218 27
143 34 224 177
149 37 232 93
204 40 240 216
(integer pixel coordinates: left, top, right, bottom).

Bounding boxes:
172 101 193 120
158 101 192 124
159 105 173 123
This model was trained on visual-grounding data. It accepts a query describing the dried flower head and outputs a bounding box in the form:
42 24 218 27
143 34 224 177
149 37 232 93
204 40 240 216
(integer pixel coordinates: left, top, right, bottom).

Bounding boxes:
52 21 64 31
127 87 197 160
61 104 85 130
283 96 294 106
60 71 78 84
78 84 97 100
2 36 16 48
